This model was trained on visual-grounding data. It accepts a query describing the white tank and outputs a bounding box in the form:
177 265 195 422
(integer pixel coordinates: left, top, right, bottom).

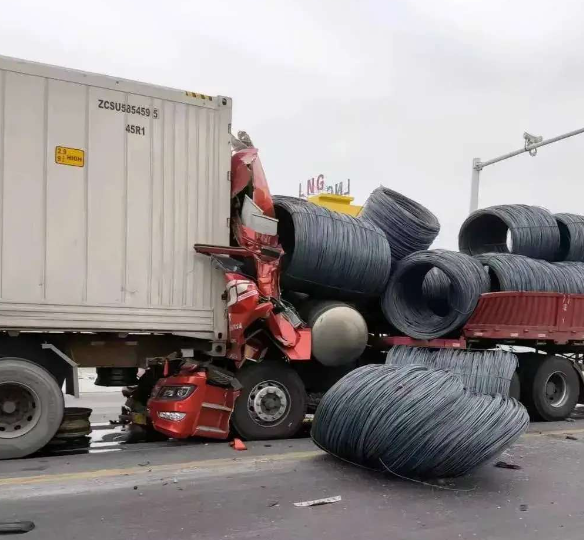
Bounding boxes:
305 301 368 367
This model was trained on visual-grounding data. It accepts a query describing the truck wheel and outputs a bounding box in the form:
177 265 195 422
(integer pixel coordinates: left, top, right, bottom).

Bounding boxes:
521 356 579 421
232 362 307 440
0 358 64 460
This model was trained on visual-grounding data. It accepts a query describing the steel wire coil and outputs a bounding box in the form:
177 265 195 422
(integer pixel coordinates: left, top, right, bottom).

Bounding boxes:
555 213 584 262
382 250 490 339
273 196 391 299
422 268 451 316
359 186 440 260
459 205 560 261
385 346 517 395
311 364 529 478
477 253 584 294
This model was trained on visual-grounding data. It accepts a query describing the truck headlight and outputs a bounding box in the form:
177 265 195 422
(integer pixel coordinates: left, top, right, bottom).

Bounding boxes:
159 385 195 400
158 411 187 421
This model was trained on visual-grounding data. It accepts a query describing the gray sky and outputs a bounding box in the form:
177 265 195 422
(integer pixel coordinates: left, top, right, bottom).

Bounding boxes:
1 0 583 248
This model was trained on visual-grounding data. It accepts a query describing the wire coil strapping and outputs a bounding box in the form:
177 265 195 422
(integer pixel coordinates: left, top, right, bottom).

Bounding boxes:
477 253 584 294
311 364 529 478
359 186 440 260
459 205 560 261
382 250 490 339
555 213 584 262
385 346 517 396
274 196 391 299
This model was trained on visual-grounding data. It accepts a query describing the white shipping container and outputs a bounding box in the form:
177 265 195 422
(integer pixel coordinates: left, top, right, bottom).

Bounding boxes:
0 56 232 339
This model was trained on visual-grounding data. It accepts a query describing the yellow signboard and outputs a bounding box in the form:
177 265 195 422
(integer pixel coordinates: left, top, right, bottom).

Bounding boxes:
55 146 85 167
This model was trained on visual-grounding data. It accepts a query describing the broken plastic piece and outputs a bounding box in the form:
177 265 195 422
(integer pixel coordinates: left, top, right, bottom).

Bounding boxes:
294 496 342 507
229 438 247 451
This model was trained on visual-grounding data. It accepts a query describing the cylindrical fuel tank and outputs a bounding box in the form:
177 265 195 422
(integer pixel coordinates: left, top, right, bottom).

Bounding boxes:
303 301 368 367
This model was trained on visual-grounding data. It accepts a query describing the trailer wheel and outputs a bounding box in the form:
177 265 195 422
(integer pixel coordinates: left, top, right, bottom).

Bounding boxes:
0 358 64 460
521 356 579 421
232 362 307 440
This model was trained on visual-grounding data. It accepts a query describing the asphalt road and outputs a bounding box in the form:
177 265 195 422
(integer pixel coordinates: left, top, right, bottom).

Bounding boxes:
2 422 584 540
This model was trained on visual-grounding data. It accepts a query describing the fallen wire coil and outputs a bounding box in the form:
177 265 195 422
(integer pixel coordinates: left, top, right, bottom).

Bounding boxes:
311 364 529 478
385 346 517 396
459 204 560 261
382 250 490 339
477 253 584 294
359 186 440 261
555 213 584 262
274 196 391 299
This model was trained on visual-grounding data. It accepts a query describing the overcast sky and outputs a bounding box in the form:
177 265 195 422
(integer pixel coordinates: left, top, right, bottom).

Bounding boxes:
1 0 583 248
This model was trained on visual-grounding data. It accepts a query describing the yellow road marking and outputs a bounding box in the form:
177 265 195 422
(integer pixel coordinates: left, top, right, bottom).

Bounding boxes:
0 450 323 487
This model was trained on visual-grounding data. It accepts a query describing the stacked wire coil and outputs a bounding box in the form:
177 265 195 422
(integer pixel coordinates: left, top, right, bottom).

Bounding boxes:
274 196 391 300
385 346 517 396
359 186 440 261
459 204 560 261
382 250 490 339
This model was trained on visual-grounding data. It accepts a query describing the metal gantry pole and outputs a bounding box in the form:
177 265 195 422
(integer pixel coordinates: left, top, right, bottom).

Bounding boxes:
470 126 584 213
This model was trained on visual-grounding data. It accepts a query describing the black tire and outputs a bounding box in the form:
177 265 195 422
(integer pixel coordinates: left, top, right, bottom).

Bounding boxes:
520 355 579 421
509 371 521 401
0 358 64 460
232 362 307 440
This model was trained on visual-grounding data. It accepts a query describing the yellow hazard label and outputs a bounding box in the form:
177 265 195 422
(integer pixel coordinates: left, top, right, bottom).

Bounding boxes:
55 146 85 167
185 91 213 101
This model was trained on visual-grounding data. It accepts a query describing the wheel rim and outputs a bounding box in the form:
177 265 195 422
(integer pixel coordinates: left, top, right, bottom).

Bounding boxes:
247 380 290 427
0 382 42 439
544 371 569 408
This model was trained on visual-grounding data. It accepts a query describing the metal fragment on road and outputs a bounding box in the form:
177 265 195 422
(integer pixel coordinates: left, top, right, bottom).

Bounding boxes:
294 496 342 507
495 461 522 470
0 520 35 534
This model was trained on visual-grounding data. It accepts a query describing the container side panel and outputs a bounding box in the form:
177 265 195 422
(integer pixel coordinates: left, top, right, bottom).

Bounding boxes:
195 108 211 308
150 98 164 306
0 71 5 295
212 105 232 337
161 101 175 306
46 79 86 303
2 72 45 302
186 106 200 306
173 103 187 306
0 59 231 335
125 93 153 306
87 88 126 304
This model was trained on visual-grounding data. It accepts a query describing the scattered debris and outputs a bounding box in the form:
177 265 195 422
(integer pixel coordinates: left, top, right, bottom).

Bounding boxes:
0 521 35 534
566 435 578 441
139 493 143 497
519 504 528 512
172 478 178 484
138 461 150 467
565 418 576 423
294 496 342 508
230 438 247 451
267 501 279 508
495 461 522 470
264 444 272 448
133 486 138 490
162 482 168 486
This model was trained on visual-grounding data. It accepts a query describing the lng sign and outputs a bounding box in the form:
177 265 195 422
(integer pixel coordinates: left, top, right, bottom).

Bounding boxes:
298 175 351 199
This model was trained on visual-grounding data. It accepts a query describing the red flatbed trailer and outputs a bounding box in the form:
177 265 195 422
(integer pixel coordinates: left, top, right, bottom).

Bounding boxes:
375 292 584 422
